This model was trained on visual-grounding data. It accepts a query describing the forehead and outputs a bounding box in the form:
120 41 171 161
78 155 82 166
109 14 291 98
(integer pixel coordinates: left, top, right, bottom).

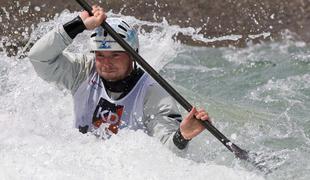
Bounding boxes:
95 51 126 55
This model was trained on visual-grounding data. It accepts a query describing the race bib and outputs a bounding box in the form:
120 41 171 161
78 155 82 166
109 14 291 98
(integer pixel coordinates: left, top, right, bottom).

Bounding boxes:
92 98 124 134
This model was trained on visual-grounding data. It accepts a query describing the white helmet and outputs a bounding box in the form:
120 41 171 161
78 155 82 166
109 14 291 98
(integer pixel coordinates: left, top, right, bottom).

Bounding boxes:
90 17 139 52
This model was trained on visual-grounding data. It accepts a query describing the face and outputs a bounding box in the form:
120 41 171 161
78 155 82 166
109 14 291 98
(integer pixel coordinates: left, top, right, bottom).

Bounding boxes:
95 51 133 81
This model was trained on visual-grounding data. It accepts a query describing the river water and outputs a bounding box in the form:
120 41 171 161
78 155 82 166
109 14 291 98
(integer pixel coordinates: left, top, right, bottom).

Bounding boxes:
0 10 309 180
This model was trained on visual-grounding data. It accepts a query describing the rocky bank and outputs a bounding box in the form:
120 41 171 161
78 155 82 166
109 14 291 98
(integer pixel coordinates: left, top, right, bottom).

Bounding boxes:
1 0 310 55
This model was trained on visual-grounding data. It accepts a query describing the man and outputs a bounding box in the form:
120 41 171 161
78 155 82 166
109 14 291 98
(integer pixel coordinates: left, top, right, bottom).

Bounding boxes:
28 5 210 152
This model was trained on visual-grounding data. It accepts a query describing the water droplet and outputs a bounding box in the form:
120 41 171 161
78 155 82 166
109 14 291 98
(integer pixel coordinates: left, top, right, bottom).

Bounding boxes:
230 133 237 140
34 6 41 12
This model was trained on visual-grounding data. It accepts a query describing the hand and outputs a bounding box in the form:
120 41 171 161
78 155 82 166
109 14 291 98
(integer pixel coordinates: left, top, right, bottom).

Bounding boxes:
179 107 211 140
79 5 107 30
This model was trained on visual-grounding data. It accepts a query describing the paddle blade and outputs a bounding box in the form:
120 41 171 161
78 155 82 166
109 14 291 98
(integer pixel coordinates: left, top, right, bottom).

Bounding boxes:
230 144 274 174
230 143 249 160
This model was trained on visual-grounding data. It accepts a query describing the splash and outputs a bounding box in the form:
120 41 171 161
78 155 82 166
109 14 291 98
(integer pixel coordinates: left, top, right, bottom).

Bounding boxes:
0 58 263 179
0 10 266 180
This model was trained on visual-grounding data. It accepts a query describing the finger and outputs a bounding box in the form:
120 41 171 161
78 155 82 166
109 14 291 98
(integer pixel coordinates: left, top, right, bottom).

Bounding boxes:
195 113 203 119
92 5 100 14
196 108 207 113
98 13 107 22
185 107 197 121
93 7 102 13
195 111 209 120
94 9 104 17
94 11 100 17
199 113 212 124
92 9 99 15
200 114 209 121
79 10 90 20
97 8 104 15
92 5 99 9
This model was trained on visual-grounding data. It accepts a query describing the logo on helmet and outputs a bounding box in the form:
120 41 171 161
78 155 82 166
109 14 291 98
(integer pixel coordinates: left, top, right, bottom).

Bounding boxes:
95 40 116 49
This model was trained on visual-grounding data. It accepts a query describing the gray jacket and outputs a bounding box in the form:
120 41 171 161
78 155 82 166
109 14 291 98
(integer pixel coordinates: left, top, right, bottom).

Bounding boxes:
28 25 185 152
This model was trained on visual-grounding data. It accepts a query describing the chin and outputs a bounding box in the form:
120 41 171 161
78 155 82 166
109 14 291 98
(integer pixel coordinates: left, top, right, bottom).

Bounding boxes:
100 73 119 81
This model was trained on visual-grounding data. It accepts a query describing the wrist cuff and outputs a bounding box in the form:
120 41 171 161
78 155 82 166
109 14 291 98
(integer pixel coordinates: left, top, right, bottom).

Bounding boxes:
63 16 87 39
173 128 191 150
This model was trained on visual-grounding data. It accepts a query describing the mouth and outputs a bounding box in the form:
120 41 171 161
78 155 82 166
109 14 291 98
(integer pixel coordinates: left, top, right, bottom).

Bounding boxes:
101 69 117 73
99 65 117 72
100 70 119 76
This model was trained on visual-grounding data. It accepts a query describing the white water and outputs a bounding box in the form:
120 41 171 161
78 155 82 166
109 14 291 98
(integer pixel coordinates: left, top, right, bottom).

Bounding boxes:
0 59 262 180
0 11 264 179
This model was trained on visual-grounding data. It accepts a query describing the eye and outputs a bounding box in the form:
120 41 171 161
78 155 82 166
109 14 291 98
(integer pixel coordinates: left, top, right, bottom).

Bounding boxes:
111 53 121 58
97 55 105 59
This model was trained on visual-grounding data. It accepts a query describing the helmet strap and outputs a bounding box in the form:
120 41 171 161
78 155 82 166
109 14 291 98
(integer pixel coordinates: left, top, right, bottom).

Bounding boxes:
133 48 138 70
129 50 138 71
133 59 137 70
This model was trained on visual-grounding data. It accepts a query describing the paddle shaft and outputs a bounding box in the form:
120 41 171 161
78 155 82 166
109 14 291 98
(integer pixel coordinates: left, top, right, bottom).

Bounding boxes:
75 0 249 160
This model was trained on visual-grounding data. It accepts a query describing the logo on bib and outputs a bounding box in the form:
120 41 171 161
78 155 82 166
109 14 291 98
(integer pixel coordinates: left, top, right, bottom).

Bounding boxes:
92 98 124 134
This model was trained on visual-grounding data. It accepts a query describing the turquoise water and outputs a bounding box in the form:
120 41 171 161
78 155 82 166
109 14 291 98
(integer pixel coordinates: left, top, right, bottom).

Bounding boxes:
162 41 310 179
0 11 309 179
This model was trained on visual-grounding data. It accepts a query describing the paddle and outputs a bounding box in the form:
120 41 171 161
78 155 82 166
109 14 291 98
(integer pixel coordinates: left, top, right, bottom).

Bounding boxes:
74 0 270 173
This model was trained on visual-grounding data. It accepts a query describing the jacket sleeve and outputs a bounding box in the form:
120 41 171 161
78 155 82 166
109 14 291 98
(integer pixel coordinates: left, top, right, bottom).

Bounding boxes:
143 83 189 154
28 25 93 93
